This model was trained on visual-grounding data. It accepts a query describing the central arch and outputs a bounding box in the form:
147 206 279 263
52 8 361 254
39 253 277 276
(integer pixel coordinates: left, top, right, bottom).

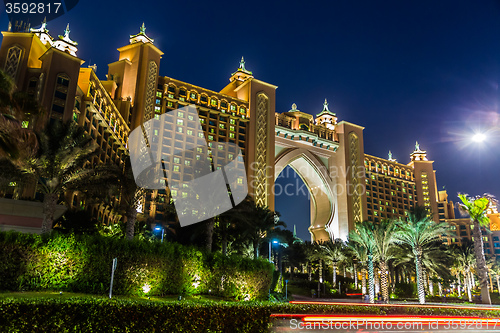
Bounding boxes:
274 148 339 242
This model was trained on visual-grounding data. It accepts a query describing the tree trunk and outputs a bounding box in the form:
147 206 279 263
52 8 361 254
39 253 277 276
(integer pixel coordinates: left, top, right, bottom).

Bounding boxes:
353 263 358 289
457 273 461 298
380 260 389 303
221 221 228 256
415 251 425 304
41 193 58 234
332 264 337 286
429 279 434 296
253 240 259 259
125 205 137 240
466 271 472 302
489 271 494 292
374 267 380 295
308 263 312 281
496 275 500 296
204 218 215 253
361 268 367 295
471 219 491 304
368 255 374 304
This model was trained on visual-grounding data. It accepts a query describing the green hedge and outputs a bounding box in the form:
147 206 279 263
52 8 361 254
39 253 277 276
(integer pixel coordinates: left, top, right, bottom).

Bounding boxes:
1 297 500 333
0 231 273 300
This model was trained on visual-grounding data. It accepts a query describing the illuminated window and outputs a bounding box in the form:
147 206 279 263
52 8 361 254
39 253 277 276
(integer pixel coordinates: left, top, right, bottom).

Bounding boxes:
21 121 29 128
198 133 204 138
185 160 191 166
168 94 174 99
228 154 234 159
171 190 177 197
177 127 183 133
197 147 203 153
230 118 235 125
187 130 193 136
174 157 180 163
219 123 225 129
188 115 194 121
190 92 197 100
239 107 246 114
229 133 235 139
177 111 184 118
211 99 218 106
237 178 243 184
230 104 236 111
218 144 224 150
173 165 180 172
177 119 184 125
156 92 162 97
154 114 160 120
208 135 214 140
155 106 161 112
167 101 173 107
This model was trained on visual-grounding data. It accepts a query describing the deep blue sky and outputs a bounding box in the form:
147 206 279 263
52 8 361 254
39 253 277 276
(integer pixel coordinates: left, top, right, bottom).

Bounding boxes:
1 1 499 241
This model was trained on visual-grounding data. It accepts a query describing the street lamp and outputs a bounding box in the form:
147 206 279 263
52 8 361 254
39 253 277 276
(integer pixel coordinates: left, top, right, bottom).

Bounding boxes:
269 239 278 262
154 226 164 243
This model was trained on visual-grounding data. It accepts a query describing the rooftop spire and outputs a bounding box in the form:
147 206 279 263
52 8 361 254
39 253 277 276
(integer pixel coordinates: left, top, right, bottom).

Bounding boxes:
130 22 154 44
410 141 428 161
234 56 252 75
323 98 330 112
315 98 337 118
388 150 397 162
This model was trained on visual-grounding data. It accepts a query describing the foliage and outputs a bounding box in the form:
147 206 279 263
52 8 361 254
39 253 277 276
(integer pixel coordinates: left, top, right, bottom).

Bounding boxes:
394 282 417 299
0 231 273 300
1 296 500 332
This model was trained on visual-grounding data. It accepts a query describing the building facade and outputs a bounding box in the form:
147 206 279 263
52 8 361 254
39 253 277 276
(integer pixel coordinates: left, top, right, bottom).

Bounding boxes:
1 20 498 255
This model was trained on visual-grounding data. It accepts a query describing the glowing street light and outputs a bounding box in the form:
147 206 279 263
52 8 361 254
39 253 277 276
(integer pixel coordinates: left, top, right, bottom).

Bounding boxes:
154 226 164 243
269 239 279 262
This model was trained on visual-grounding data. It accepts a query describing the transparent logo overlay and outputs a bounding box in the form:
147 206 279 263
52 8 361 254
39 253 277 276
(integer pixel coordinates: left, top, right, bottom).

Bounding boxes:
128 105 247 227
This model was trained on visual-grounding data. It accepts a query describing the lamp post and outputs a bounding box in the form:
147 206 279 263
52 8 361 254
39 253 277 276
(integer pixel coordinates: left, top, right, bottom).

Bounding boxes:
269 239 278 263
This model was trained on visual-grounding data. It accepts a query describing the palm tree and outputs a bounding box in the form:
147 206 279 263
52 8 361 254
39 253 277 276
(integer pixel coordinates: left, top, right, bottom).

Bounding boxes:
320 239 346 286
457 193 496 304
5 120 101 233
452 241 476 302
348 242 368 294
393 206 450 304
372 220 397 303
349 221 377 303
0 68 40 159
235 198 285 258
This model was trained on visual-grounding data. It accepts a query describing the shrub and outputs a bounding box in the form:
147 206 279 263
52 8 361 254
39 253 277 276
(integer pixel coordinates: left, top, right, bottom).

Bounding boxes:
394 282 417 299
0 231 273 300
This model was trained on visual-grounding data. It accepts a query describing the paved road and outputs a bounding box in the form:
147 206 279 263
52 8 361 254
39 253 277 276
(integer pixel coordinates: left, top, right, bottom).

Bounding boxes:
270 296 500 332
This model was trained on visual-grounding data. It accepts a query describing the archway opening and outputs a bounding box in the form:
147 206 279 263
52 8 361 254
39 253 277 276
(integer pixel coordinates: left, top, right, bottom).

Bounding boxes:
274 165 311 242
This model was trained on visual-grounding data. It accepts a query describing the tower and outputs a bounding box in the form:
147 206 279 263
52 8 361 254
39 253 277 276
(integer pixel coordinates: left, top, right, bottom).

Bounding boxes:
107 23 164 129
221 58 277 209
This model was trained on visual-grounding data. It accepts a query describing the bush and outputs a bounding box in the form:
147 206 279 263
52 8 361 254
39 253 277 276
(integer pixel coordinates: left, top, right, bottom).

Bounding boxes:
0 231 273 300
1 296 500 332
394 282 417 299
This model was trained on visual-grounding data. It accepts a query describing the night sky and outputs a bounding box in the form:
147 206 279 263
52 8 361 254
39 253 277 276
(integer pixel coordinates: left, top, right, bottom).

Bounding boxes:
1 1 499 241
